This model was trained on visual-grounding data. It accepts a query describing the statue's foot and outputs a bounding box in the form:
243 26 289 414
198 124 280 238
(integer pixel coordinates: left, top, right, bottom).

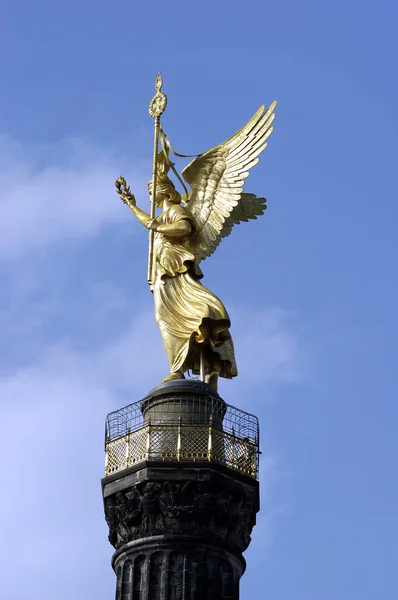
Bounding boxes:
162 371 185 383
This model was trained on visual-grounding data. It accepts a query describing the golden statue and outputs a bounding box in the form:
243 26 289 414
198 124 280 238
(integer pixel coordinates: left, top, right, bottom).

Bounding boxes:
116 74 276 391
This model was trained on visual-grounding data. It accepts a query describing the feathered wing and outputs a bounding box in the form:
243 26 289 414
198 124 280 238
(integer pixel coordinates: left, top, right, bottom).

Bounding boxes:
183 102 276 263
205 193 267 259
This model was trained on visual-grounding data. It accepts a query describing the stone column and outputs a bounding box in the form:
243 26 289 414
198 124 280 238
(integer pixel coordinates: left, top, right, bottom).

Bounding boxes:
102 381 259 600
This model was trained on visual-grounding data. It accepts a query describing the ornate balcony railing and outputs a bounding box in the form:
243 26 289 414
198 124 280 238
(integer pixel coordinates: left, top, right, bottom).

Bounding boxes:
104 393 259 480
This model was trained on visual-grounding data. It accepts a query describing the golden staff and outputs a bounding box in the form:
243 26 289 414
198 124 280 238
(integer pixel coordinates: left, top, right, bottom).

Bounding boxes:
148 73 167 284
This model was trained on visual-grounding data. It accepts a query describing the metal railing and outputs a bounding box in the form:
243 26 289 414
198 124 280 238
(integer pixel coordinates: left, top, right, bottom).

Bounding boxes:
105 418 258 479
104 394 259 480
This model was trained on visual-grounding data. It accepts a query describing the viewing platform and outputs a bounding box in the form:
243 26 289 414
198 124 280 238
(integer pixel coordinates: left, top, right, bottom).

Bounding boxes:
104 380 260 480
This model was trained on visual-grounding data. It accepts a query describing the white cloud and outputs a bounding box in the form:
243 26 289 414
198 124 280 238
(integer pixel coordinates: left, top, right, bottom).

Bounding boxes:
231 307 300 381
0 137 149 259
217 305 310 413
0 363 114 599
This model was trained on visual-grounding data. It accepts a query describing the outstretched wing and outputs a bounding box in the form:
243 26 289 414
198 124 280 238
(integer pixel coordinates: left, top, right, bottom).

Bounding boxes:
203 193 267 260
183 102 276 263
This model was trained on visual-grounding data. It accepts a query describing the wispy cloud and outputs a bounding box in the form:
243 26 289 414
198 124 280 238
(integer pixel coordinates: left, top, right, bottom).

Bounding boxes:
0 136 149 260
232 306 304 384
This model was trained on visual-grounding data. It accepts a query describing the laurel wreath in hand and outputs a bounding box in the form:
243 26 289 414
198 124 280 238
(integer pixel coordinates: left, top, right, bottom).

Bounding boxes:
115 176 135 205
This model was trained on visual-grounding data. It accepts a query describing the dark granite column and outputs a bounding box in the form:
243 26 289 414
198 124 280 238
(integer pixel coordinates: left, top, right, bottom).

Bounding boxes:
102 381 259 600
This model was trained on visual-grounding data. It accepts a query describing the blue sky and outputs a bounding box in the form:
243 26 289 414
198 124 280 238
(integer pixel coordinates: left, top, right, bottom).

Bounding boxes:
1 1 397 598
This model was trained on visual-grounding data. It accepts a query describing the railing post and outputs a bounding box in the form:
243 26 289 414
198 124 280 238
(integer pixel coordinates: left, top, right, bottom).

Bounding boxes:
125 426 131 469
177 416 182 461
146 418 151 460
253 435 258 478
230 427 235 470
104 433 110 476
208 415 213 462
243 437 251 475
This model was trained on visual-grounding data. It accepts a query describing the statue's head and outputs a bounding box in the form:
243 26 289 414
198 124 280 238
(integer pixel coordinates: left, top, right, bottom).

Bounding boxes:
148 180 181 208
148 148 181 208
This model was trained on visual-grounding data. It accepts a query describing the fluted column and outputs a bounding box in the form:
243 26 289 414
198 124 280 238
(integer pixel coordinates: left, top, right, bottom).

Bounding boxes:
113 539 242 600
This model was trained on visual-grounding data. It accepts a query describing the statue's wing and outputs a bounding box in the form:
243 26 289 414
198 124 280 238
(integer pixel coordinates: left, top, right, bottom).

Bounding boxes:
204 193 267 259
183 102 276 263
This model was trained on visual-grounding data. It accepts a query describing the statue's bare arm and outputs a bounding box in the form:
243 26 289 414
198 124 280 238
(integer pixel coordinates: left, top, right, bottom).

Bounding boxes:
147 219 192 237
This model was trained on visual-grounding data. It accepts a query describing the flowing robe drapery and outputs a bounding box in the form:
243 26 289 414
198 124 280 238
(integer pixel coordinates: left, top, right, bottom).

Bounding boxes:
152 204 237 378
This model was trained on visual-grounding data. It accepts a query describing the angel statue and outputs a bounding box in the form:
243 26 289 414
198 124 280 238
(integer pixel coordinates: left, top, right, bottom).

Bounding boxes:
116 77 276 391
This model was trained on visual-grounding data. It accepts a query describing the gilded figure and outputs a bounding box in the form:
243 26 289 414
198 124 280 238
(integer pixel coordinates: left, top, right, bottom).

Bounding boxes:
116 76 276 391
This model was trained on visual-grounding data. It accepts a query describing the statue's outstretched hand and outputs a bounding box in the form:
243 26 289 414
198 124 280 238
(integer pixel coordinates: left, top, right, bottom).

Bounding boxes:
115 176 136 207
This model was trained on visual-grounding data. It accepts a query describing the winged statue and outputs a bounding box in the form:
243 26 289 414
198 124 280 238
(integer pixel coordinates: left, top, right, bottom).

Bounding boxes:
116 86 276 391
